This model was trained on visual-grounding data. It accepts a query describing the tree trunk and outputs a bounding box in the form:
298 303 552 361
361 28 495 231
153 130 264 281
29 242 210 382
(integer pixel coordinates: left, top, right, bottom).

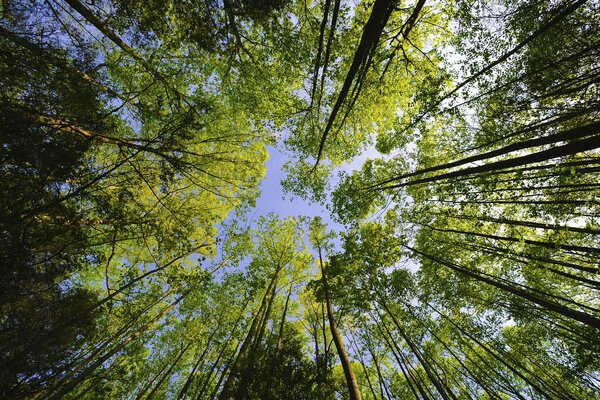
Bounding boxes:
378 127 600 190
48 294 185 399
407 246 600 329
317 246 362 400
219 264 281 400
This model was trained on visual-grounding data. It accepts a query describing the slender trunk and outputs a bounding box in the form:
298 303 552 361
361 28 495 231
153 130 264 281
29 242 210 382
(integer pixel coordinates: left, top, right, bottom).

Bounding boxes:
218 265 281 400
407 245 600 329
374 313 428 399
448 239 600 288
378 127 600 190
426 302 561 400
364 338 392 400
236 274 279 399
3 244 212 371
348 334 378 400
142 342 193 400
265 282 293 399
314 0 395 167
407 309 502 399
195 299 251 399
0 26 134 106
48 294 185 399
401 0 588 134
177 320 225 400
309 0 332 106
424 224 600 255
439 211 600 236
372 121 600 189
316 0 341 115
378 298 455 400
446 182 600 198
63 0 182 105
6 104 180 159
317 246 362 400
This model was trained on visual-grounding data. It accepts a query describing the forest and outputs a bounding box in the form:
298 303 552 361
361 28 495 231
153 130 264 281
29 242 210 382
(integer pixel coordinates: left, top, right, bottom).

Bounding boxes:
0 0 599 398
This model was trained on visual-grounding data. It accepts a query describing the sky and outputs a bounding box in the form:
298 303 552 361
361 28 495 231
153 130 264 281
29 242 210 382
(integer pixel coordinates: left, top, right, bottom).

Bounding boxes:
250 141 383 236
251 145 343 230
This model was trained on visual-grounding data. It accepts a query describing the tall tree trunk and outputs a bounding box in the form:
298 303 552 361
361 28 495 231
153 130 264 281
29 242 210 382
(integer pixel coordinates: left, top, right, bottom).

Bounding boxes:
0 26 134 106
377 127 600 190
236 273 279 399
142 342 193 400
407 245 600 329
265 281 293 399
313 0 395 167
48 294 185 399
378 298 455 400
317 245 362 400
401 0 588 134
371 121 600 188
63 0 183 106
218 264 281 400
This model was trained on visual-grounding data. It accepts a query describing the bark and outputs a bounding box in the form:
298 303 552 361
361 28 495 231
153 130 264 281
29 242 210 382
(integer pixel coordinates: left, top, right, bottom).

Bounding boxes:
63 0 183 106
218 264 282 400
401 0 589 134
177 319 225 400
426 302 563 400
6 104 177 157
439 211 600 236
309 0 332 107
379 298 455 400
424 224 600 255
374 312 428 399
364 338 392 400
438 238 600 288
196 299 251 399
407 309 502 399
377 125 600 190
48 295 185 400
314 0 395 167
348 334 378 400
236 273 279 399
142 342 193 400
408 246 600 329
372 121 600 188
316 0 342 114
265 281 293 399
317 246 362 400
0 26 133 105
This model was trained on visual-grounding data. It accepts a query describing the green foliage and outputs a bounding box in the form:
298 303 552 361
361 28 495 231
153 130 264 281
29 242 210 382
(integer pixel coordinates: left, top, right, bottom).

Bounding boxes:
1 0 599 399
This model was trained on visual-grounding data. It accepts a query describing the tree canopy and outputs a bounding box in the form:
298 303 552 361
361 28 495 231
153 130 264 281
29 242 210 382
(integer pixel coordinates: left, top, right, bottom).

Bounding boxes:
1 0 599 399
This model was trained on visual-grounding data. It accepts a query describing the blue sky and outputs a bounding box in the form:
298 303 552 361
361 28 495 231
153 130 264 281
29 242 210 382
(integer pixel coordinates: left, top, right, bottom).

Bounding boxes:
251 145 344 230
250 141 383 236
